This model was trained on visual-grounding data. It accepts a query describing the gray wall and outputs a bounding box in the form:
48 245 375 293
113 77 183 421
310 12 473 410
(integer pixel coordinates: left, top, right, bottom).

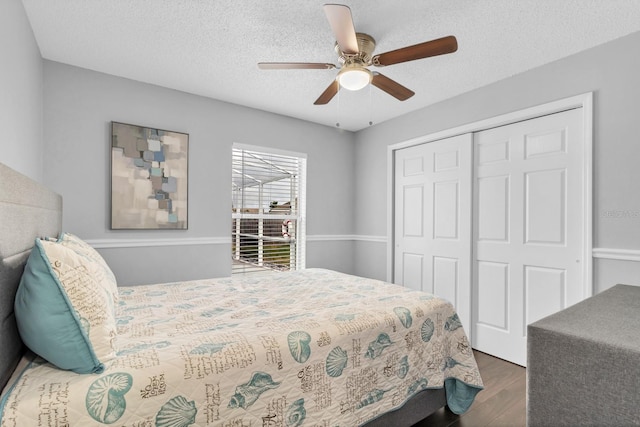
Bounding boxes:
43 61 355 285
0 0 43 182
353 30 640 293
12 5 640 290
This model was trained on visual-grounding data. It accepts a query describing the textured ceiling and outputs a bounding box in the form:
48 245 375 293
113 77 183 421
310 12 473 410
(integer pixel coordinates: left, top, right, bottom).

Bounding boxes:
21 0 640 131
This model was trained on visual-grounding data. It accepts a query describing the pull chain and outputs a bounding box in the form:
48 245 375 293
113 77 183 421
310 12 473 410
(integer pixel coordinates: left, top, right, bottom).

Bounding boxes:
369 83 373 126
336 87 341 128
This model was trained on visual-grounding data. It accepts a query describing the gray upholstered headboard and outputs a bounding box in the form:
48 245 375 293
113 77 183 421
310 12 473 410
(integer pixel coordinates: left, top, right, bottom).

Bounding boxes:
0 163 62 391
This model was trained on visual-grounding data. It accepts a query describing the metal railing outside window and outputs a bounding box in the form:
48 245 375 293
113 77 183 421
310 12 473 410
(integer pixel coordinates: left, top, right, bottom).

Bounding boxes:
231 145 306 274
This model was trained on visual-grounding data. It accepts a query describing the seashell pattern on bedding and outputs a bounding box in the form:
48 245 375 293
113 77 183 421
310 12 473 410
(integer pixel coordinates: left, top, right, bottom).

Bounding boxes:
325 346 348 378
397 355 410 379
287 331 312 363
155 395 197 427
85 372 133 424
393 306 413 328
365 333 394 359
285 398 306 427
228 372 281 409
0 268 483 426
421 317 435 342
445 313 463 331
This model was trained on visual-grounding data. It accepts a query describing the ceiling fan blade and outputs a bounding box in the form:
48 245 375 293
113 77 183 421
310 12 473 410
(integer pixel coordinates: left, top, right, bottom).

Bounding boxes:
323 4 359 55
314 80 340 105
372 35 458 67
371 73 415 101
258 62 336 70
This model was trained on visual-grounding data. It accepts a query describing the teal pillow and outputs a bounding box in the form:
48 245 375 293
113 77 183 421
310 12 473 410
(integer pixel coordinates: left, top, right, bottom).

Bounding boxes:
15 238 117 374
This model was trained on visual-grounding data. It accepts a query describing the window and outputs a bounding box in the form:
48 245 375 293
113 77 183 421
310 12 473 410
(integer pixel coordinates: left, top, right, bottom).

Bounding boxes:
231 144 306 274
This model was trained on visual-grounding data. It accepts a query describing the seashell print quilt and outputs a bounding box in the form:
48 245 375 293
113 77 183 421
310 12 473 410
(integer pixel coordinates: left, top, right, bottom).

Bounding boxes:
0 268 483 426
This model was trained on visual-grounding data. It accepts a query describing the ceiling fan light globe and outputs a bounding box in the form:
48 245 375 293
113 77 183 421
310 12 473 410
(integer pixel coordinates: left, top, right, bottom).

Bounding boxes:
338 67 372 91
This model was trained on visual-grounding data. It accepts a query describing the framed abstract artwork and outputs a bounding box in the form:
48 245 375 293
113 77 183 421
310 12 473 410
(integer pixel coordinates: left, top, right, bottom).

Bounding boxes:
111 122 188 229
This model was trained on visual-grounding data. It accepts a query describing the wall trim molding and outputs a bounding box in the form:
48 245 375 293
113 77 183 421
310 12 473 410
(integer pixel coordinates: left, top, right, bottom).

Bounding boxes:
308 234 387 243
354 235 387 243
592 248 640 262
86 237 230 249
86 234 387 249
82 239 639 263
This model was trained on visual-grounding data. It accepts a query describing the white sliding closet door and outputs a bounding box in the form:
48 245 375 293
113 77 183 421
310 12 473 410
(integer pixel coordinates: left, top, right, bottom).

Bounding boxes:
472 108 585 366
394 134 473 334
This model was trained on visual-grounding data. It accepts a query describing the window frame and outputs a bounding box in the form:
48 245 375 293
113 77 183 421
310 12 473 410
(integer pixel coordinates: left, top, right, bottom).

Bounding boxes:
231 143 306 274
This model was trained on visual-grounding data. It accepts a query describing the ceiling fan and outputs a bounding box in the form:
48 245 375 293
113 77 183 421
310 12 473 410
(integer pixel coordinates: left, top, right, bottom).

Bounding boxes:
258 4 458 105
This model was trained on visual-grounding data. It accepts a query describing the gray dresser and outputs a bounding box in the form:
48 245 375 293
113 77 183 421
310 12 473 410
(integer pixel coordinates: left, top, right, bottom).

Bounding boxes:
527 284 640 426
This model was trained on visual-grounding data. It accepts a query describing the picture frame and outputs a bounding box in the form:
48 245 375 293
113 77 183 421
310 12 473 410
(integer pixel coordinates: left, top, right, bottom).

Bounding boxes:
110 121 188 229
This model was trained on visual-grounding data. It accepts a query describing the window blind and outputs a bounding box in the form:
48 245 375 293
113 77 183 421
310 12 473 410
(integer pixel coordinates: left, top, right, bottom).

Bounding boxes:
231 146 306 274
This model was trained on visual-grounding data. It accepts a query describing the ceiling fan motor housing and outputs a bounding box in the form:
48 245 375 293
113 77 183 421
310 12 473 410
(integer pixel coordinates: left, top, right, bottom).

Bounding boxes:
335 32 376 66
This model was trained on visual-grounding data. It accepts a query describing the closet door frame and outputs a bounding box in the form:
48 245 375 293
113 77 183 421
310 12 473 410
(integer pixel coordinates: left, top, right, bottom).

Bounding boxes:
387 92 593 339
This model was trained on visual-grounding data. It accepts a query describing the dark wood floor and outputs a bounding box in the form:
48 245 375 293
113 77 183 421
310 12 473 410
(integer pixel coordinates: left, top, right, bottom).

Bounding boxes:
413 350 526 427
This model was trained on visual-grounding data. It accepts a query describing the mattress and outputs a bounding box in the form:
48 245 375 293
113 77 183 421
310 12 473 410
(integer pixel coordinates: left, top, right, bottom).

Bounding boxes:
0 268 482 426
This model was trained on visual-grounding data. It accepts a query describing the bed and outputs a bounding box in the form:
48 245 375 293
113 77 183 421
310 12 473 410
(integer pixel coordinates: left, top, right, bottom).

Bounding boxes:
0 162 483 426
